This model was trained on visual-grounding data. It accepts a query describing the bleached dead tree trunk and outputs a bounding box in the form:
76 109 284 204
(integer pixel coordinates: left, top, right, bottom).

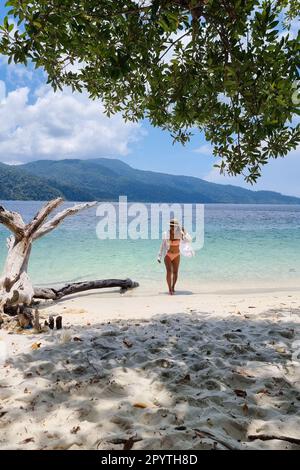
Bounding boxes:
0 198 97 311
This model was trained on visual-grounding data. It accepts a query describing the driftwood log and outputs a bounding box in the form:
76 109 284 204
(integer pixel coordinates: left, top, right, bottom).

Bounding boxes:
33 278 139 300
0 199 139 312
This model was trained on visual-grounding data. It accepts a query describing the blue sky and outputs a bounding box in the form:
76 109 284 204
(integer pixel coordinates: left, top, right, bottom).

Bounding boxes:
0 4 299 197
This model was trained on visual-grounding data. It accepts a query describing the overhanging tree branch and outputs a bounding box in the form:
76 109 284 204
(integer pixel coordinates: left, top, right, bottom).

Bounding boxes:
0 1 299 182
158 31 191 62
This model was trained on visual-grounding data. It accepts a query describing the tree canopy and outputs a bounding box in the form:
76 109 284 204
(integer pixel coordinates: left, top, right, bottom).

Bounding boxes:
0 0 299 182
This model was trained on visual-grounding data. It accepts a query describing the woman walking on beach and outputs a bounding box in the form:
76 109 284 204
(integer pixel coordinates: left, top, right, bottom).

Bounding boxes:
158 219 194 295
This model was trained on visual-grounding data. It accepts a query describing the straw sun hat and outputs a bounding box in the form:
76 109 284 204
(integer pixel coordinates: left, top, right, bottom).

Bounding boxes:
170 218 180 226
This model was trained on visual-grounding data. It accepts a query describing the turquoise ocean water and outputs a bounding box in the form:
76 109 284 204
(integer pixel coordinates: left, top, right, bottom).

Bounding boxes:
1 201 300 291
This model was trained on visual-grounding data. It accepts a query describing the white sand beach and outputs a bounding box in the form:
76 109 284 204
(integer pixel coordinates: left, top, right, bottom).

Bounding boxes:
0 284 300 450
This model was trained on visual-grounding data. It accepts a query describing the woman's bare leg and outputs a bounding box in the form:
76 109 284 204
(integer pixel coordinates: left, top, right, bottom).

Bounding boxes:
171 255 180 293
164 255 173 294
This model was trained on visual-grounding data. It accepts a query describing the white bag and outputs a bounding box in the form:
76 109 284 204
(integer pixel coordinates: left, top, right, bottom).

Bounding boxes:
180 233 195 258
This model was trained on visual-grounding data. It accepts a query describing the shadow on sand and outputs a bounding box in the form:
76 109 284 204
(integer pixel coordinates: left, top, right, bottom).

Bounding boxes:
1 308 299 450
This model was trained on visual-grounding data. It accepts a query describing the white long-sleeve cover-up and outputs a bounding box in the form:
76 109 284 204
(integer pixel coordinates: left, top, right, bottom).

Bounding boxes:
157 231 195 261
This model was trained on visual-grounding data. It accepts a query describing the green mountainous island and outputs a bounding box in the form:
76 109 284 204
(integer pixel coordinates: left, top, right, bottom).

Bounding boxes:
0 158 299 204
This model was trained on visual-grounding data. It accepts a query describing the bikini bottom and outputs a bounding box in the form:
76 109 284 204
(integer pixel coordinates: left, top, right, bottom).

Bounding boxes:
165 252 180 262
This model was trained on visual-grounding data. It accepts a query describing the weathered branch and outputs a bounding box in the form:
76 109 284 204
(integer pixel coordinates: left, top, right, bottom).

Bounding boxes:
0 238 32 292
1 199 140 312
33 201 97 240
1 200 99 310
194 428 237 450
33 278 139 300
248 434 300 446
26 198 64 238
0 206 25 238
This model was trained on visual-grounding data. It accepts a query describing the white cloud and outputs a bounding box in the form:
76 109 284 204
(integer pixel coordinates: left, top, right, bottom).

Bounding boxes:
0 85 145 163
193 144 213 156
0 56 44 90
0 80 6 103
205 164 245 186
7 62 34 83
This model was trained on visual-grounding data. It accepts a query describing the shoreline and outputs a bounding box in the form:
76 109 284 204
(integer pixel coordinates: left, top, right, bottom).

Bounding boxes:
35 277 300 294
